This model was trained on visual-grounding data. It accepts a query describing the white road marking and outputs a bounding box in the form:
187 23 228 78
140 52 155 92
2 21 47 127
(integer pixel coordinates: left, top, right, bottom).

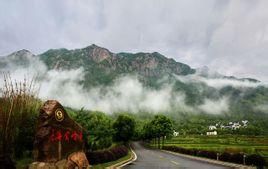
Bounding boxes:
170 160 179 165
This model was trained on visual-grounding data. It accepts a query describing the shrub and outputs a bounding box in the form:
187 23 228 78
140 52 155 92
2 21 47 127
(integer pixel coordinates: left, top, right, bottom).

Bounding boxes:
0 74 40 168
246 154 265 167
197 150 217 159
219 152 232 162
230 153 244 164
163 146 196 156
86 145 128 165
162 146 266 167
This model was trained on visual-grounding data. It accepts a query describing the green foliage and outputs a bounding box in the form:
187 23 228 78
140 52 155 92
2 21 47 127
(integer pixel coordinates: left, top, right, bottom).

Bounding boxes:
75 110 114 151
142 114 173 148
14 113 38 158
113 115 135 142
163 145 266 167
143 115 173 139
0 74 41 168
152 115 173 137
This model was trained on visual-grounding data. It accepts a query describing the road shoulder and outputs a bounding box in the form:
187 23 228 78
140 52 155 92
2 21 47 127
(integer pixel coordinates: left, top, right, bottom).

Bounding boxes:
106 146 137 169
161 150 255 169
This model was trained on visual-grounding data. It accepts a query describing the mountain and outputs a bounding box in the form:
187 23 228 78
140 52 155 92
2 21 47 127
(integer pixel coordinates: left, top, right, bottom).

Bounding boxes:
1 45 267 135
38 44 195 87
0 44 267 117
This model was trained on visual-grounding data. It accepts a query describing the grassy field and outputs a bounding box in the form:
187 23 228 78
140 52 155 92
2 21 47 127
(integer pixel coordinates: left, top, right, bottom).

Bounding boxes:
16 158 33 169
152 135 268 163
161 135 268 155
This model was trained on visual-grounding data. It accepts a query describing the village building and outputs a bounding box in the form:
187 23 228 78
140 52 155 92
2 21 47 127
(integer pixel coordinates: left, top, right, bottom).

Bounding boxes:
206 131 217 136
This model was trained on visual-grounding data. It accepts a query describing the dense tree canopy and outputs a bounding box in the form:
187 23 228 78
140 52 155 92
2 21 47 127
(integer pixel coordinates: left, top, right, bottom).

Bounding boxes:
113 115 136 142
142 115 173 148
75 110 114 150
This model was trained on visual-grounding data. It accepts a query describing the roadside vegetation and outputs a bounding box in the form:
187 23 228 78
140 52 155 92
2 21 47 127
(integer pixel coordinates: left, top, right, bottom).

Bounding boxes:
163 135 268 155
157 135 268 168
162 145 266 167
0 74 41 169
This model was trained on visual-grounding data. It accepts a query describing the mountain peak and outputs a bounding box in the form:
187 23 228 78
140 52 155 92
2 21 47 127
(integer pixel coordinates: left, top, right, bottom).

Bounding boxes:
7 49 35 59
84 44 104 50
9 49 33 56
84 44 112 63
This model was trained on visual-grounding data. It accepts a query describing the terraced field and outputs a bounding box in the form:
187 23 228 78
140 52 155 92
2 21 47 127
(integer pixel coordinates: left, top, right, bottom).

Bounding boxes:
159 135 268 162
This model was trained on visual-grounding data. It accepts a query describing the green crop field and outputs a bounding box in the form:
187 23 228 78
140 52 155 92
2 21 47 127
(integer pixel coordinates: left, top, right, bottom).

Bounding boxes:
156 135 268 163
162 135 268 155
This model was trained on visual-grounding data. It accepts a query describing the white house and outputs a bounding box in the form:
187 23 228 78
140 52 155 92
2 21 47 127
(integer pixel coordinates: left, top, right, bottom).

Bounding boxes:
232 122 241 130
209 125 217 130
206 131 217 136
173 130 179 137
242 120 248 126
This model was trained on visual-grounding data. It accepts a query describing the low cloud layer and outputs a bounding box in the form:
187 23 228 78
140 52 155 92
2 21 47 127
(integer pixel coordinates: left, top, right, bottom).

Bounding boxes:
39 71 231 114
39 71 190 113
0 56 233 114
255 104 268 113
198 97 229 114
175 74 263 89
1 56 266 114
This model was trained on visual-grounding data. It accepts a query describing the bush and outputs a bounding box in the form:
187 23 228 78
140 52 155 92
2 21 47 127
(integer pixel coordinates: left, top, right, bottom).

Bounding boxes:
162 146 266 167
163 146 214 158
246 154 265 167
86 145 128 165
230 153 244 164
74 111 114 151
219 152 232 162
196 150 217 159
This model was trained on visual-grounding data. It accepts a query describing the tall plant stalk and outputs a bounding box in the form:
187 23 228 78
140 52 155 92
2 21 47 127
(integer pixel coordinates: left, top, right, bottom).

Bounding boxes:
0 73 40 168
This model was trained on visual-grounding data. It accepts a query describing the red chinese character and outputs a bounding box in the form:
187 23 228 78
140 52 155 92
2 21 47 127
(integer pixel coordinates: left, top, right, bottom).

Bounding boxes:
55 130 62 141
64 131 70 141
71 131 79 141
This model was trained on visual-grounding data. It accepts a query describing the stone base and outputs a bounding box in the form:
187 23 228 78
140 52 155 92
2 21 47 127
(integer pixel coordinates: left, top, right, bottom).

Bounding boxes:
29 154 90 169
29 160 66 169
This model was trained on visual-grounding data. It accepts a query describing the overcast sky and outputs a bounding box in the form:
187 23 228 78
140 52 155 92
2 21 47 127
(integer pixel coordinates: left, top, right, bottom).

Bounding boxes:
0 0 268 82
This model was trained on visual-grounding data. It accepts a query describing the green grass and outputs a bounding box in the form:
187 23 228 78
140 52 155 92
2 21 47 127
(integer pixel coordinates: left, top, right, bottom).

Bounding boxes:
16 157 33 169
91 151 132 169
151 135 268 164
151 135 268 155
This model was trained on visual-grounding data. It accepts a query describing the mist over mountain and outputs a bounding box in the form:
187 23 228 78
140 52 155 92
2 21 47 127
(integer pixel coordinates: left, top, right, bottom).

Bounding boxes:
0 44 267 119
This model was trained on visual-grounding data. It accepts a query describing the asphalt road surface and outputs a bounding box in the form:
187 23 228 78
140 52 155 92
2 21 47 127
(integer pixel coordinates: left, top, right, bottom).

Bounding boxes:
123 142 231 169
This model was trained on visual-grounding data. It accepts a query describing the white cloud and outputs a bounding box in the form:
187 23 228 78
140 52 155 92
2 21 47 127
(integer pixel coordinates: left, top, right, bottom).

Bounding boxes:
255 104 268 113
175 74 263 89
36 73 186 113
198 97 229 114
0 56 198 113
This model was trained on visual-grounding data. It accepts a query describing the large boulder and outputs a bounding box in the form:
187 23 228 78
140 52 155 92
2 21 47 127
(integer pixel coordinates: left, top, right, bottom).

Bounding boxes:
32 100 89 168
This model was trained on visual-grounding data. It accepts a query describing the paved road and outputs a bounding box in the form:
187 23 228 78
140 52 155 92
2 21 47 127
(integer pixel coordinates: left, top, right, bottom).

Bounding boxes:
123 142 231 169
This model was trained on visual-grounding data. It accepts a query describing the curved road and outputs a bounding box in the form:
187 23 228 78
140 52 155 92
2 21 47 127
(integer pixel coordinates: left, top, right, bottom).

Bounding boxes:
123 142 231 169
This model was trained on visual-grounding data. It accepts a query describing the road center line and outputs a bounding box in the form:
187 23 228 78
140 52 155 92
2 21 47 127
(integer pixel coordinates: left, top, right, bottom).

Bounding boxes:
170 160 179 165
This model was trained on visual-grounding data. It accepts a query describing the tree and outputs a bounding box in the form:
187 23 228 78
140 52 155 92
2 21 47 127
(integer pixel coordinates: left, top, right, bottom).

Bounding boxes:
75 110 114 151
113 115 135 143
148 115 173 148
